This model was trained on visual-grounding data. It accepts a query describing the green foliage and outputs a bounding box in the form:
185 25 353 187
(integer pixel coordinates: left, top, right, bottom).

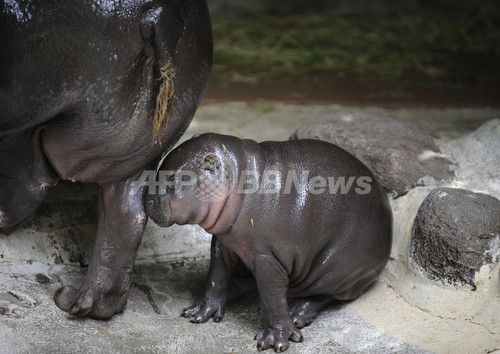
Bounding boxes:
211 13 500 84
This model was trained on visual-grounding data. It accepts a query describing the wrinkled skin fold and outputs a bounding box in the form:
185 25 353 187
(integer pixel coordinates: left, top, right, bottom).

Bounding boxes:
0 0 212 318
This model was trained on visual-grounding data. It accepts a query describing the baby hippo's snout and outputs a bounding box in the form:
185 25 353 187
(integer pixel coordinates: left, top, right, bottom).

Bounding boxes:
145 195 172 227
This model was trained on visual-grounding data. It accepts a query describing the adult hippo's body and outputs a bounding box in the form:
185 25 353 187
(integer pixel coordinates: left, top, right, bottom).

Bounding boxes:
0 0 212 318
146 133 393 352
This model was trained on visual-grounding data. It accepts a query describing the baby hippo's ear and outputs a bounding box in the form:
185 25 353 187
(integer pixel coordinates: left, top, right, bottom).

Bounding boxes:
199 153 222 173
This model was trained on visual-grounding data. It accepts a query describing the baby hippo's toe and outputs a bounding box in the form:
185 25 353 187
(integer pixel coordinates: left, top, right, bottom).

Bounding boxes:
288 296 334 329
181 299 225 323
255 321 303 352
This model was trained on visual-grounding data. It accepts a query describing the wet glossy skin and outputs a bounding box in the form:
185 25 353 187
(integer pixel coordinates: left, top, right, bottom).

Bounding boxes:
0 0 212 318
146 133 393 352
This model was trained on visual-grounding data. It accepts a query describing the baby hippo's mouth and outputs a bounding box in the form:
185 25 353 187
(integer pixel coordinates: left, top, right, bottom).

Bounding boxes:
145 195 172 227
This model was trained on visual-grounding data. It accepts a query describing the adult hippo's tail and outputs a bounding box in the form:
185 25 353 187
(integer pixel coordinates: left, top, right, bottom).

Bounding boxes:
140 0 212 146
152 62 175 144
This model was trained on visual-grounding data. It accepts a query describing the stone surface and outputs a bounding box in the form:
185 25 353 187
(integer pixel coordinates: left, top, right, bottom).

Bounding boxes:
372 120 500 348
438 118 500 199
410 187 500 289
0 262 430 354
290 112 453 197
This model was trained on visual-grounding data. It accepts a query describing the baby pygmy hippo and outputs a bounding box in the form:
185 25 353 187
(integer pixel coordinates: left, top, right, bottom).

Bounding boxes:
145 133 392 352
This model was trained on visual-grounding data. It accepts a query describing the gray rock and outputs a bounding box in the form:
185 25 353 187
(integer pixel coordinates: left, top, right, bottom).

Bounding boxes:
438 118 500 199
410 187 500 289
290 112 454 197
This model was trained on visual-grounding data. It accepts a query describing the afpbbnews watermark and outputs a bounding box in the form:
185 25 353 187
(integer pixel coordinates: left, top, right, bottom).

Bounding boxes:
133 168 373 199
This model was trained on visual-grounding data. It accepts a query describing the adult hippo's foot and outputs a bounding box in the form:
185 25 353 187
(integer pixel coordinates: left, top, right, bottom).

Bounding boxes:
54 174 147 319
54 274 128 319
288 295 334 329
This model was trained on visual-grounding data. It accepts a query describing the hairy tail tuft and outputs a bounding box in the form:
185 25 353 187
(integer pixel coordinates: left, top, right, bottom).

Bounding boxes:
152 63 175 145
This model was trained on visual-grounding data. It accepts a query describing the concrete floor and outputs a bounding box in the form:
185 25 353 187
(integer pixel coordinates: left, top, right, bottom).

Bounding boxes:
2 103 500 353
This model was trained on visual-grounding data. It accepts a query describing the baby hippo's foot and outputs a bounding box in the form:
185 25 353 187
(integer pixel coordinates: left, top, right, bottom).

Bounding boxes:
255 320 303 352
181 297 226 323
288 295 333 328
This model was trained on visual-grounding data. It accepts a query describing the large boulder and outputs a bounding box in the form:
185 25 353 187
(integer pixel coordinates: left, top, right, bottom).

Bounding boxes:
410 187 500 289
290 112 453 197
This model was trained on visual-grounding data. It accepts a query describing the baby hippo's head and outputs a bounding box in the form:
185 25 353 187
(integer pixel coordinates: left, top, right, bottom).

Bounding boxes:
145 134 234 228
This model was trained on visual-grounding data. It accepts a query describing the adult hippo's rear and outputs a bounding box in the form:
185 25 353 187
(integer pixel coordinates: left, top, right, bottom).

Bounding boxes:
0 0 212 318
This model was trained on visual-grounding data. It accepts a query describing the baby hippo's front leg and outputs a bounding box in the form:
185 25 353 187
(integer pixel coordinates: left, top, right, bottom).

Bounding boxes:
182 237 238 323
254 255 303 353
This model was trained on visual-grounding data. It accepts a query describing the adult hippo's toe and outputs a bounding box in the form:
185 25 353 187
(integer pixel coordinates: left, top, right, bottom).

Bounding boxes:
1 0 212 318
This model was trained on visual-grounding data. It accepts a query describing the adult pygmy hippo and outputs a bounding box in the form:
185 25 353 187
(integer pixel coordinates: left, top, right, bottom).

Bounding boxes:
145 133 393 352
0 0 212 319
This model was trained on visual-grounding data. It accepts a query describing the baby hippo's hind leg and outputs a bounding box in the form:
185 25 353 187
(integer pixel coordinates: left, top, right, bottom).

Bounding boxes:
334 268 381 301
254 255 303 353
288 295 334 329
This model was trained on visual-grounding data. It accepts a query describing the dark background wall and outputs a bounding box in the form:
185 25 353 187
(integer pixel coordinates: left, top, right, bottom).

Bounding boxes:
207 0 500 18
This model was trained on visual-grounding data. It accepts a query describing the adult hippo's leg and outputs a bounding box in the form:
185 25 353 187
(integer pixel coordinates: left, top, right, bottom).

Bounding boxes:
54 172 148 319
0 128 58 231
2 0 212 318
